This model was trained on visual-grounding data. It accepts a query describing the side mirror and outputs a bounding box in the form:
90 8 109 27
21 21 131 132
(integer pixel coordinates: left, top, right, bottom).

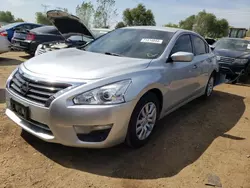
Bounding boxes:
170 52 194 62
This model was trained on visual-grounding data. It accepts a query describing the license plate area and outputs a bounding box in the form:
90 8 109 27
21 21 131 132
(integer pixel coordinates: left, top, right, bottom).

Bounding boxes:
10 99 29 120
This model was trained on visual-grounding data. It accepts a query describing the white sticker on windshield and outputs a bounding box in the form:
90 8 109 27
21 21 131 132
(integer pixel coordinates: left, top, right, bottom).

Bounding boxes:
247 44 250 49
141 38 163 44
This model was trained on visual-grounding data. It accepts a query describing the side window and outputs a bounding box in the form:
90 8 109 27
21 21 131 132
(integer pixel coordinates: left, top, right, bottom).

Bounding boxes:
171 35 192 55
23 24 32 30
29 24 39 30
49 29 60 35
192 36 206 55
15 25 25 30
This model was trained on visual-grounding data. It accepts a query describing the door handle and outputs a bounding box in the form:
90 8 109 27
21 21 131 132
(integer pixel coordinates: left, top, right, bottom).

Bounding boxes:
193 65 198 69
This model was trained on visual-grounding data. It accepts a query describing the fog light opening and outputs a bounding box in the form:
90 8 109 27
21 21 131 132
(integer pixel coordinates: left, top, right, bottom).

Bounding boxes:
74 124 113 142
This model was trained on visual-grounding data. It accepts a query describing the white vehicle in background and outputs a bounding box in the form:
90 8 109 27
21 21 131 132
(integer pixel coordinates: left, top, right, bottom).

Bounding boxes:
0 35 10 54
91 28 112 38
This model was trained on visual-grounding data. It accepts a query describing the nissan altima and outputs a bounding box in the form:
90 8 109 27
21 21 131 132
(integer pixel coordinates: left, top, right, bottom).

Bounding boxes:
5 26 219 148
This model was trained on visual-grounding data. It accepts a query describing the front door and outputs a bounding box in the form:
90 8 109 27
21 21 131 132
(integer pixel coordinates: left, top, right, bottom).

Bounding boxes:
162 34 201 112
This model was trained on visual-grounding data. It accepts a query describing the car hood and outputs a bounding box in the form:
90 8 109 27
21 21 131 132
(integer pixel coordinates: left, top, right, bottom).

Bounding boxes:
23 48 151 80
47 10 94 39
214 49 250 59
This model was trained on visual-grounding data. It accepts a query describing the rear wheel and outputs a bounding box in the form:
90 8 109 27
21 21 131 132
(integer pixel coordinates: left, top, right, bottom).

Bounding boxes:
126 93 160 148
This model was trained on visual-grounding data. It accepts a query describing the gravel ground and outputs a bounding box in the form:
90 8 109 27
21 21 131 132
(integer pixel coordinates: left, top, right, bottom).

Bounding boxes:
1 52 250 188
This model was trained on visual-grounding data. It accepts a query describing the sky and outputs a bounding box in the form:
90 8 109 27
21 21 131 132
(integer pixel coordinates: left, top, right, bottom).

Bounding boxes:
2 0 250 28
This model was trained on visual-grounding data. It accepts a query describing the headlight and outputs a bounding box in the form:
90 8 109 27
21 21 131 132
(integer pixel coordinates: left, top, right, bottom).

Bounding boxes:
233 58 248 65
73 80 131 105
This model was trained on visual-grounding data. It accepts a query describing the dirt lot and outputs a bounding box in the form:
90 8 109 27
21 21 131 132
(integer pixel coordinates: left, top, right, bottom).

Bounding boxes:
1 52 250 188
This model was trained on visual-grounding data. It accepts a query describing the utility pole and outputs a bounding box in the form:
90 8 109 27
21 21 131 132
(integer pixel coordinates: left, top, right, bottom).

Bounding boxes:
41 4 50 13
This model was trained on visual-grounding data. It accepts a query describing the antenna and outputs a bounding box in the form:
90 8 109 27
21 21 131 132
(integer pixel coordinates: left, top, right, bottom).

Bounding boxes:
41 4 50 13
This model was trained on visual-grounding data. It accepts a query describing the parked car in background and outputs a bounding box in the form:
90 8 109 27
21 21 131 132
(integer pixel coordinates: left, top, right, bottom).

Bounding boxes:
0 35 10 54
0 22 42 41
35 10 95 56
91 28 112 38
5 26 219 148
11 25 64 55
212 38 250 83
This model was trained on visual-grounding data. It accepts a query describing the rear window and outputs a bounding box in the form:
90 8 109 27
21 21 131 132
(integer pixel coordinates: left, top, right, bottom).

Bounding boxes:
1 22 21 29
31 26 60 35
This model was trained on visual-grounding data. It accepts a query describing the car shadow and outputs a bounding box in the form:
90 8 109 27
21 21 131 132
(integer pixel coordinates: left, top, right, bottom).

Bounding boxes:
0 57 22 66
19 55 32 59
21 91 245 179
0 88 5 103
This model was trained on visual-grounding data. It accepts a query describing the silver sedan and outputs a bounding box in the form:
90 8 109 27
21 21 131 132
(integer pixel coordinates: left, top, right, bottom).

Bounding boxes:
5 26 219 148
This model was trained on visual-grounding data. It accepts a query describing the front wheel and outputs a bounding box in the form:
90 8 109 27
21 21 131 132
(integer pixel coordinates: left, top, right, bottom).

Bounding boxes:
126 93 160 148
203 74 215 98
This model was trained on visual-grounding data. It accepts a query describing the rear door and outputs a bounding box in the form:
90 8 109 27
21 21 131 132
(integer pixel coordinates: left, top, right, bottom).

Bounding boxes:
191 35 211 90
163 34 200 110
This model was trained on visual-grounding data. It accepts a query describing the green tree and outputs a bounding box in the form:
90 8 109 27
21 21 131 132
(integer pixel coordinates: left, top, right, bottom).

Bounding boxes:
115 21 125 29
246 29 250 37
15 18 25 22
178 10 229 38
179 15 196 30
123 4 155 26
0 11 15 23
93 0 117 28
164 23 179 28
193 10 217 37
214 19 229 38
76 1 94 28
36 12 52 25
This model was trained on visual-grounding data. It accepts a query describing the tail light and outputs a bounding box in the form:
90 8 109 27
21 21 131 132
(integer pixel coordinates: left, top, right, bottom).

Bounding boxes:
0 31 7 36
26 33 35 40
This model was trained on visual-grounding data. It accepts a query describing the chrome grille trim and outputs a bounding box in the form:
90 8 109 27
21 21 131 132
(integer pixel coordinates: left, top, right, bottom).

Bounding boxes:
218 56 235 64
9 71 71 106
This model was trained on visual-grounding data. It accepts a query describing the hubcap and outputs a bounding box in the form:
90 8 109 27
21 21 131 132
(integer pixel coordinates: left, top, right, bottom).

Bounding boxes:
207 77 214 96
136 102 157 140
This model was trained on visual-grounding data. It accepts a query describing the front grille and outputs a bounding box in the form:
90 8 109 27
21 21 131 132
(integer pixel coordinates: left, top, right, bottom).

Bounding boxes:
218 56 235 64
9 71 71 106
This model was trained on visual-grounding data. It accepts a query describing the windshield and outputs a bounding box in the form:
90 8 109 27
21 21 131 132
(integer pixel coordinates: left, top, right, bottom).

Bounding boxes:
84 28 174 59
215 38 250 52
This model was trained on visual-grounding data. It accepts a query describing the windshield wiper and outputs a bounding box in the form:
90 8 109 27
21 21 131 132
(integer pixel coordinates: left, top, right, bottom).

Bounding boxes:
104 52 122 57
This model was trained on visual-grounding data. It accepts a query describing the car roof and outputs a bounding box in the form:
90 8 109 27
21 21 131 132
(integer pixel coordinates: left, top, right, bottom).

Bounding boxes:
122 26 190 33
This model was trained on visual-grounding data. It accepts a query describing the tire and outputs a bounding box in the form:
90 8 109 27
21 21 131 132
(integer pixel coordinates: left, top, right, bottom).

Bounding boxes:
239 74 248 83
239 66 250 83
203 74 215 99
125 92 160 148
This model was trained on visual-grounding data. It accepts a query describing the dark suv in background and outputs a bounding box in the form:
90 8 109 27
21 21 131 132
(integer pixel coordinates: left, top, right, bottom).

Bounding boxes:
213 38 250 83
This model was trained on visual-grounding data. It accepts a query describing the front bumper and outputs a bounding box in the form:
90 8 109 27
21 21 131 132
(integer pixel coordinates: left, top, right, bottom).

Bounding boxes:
219 63 246 76
5 88 135 148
